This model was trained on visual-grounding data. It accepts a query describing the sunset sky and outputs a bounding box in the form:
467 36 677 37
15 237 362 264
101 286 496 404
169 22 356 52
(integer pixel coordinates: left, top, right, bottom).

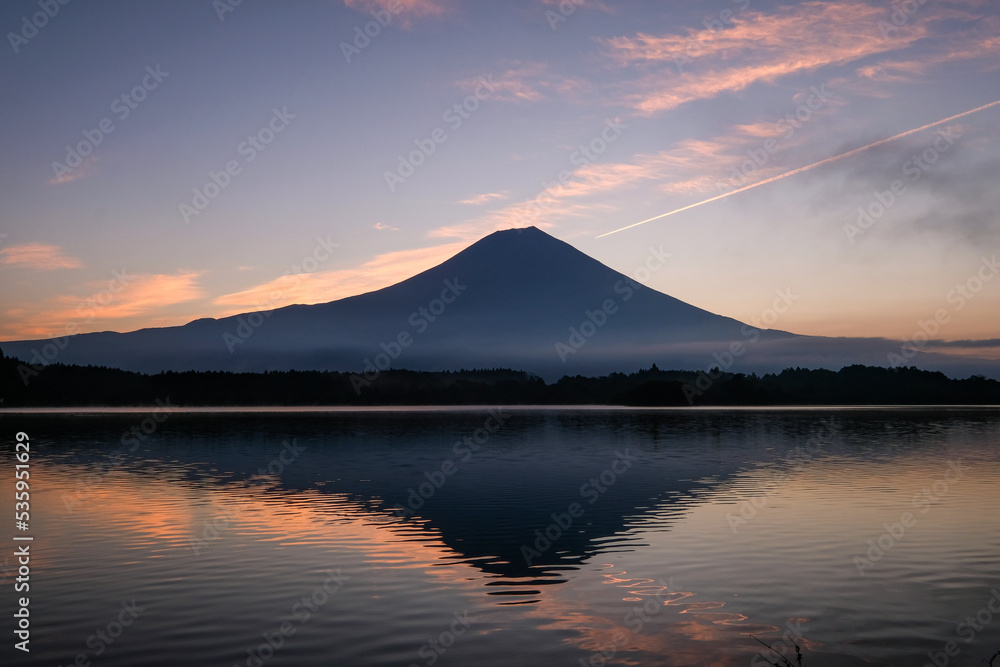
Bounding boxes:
1 0 998 352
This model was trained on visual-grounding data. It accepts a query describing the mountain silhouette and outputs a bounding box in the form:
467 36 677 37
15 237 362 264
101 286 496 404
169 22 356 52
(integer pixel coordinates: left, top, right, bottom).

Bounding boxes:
2 226 997 380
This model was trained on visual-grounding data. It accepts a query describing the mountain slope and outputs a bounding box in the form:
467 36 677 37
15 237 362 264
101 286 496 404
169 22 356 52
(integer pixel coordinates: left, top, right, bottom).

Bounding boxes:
2 227 996 380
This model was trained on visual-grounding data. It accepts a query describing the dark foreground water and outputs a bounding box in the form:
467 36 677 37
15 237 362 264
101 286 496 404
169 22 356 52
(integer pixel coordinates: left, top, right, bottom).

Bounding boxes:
1 407 998 667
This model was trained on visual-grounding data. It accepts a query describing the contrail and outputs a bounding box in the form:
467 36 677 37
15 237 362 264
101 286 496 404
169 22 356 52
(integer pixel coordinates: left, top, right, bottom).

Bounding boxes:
596 98 1000 238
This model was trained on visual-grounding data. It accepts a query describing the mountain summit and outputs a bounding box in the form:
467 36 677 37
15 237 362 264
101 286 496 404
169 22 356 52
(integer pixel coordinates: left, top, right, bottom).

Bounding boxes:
2 227 994 380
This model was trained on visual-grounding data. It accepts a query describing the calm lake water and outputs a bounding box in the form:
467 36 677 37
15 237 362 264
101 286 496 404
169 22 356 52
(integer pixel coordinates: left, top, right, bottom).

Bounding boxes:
1 407 998 667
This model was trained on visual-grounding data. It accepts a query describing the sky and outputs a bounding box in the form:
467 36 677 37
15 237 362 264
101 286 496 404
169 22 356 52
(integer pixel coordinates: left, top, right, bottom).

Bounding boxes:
1 0 998 359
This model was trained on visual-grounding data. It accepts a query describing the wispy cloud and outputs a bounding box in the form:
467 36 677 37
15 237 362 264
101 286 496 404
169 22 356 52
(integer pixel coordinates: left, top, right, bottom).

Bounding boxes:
467 63 593 103
213 241 469 313
456 2 999 115
431 109 843 239
476 63 547 102
54 272 205 320
0 271 205 338
373 222 400 231
424 3 1000 235
48 156 98 185
852 17 1000 84
603 1 929 114
458 191 510 205
431 155 718 238
343 0 452 26
0 243 82 270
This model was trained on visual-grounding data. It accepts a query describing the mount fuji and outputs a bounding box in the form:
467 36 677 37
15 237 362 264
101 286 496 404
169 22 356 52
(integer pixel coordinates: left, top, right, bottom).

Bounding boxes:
3 227 996 380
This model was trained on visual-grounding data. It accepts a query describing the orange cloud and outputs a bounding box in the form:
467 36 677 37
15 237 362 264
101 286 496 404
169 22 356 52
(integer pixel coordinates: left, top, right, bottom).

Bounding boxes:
604 1 929 114
49 272 204 321
0 271 205 339
213 242 469 313
0 243 82 270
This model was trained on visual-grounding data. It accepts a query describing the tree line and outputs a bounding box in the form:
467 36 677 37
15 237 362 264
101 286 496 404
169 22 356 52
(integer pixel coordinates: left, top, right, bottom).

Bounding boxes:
2 351 998 407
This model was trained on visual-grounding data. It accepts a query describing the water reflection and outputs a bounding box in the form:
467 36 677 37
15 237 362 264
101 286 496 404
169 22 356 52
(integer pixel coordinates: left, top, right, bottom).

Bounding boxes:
2 408 999 666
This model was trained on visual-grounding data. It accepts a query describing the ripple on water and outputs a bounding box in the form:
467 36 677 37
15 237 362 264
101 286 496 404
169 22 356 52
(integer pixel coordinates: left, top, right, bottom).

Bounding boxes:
4 408 999 667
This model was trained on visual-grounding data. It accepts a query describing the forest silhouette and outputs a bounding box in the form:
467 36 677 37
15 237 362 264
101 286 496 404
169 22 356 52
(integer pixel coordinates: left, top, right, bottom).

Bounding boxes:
3 350 998 407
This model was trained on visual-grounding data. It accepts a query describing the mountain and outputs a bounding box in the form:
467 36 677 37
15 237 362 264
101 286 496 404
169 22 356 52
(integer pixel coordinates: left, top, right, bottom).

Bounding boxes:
3 226 997 381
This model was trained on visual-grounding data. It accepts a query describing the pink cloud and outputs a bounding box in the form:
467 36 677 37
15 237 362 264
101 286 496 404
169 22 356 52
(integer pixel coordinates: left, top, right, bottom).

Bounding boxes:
603 1 930 114
0 271 205 338
458 191 510 206
51 272 205 321
212 242 469 313
0 243 82 270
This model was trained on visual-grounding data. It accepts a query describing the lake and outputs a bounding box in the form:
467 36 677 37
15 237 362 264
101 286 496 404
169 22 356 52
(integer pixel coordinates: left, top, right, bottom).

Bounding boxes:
1 407 998 666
